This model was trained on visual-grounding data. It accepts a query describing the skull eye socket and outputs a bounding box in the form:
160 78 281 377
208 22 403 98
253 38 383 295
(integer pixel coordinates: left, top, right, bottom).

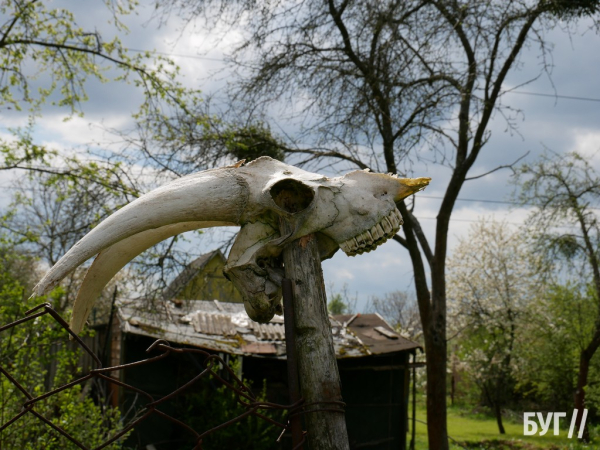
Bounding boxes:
270 178 314 213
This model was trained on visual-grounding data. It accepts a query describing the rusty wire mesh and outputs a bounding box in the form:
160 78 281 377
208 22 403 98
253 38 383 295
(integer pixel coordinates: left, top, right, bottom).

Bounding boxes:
0 302 318 449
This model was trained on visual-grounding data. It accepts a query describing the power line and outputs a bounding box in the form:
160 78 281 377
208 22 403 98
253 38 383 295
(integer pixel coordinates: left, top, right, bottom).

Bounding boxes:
506 90 600 103
415 216 524 225
0 185 585 226
0 186 517 204
125 48 600 103
0 185 526 224
419 195 518 206
419 194 600 212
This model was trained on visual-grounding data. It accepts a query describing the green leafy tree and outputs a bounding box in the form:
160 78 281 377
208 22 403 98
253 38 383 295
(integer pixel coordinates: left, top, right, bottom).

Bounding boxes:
0 0 225 303
0 245 128 448
328 293 348 315
0 0 202 187
447 220 549 434
222 123 285 163
517 283 600 414
117 97 287 179
327 283 357 315
514 151 600 440
0 166 138 313
0 0 191 116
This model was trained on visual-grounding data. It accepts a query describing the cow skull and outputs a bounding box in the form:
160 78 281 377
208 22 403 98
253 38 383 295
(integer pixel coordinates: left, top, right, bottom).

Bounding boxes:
32 157 430 332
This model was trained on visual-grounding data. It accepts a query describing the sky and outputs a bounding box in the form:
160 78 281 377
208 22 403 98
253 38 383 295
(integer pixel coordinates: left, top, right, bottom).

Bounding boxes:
2 2 600 310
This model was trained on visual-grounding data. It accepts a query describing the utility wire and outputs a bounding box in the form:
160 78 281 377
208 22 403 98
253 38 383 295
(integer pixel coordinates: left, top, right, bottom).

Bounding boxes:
3 184 598 211
125 48 600 103
419 195 519 206
2 183 591 226
0 184 527 225
414 217 525 225
419 195 600 212
506 90 600 103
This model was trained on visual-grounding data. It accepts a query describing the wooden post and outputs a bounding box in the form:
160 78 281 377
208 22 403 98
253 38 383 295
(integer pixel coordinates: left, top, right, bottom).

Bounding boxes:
273 183 350 450
282 278 304 448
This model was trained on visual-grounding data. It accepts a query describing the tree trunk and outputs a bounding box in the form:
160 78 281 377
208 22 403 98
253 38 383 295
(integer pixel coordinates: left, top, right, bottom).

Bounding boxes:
574 325 600 442
494 402 505 435
427 242 450 450
397 200 449 450
483 382 505 435
424 323 449 450
574 349 592 441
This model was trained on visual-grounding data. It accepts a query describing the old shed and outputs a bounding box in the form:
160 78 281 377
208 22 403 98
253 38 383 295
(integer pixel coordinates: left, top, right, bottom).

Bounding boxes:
101 297 419 449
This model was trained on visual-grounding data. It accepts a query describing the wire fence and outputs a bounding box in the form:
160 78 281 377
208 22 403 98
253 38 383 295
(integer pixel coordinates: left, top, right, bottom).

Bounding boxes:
0 302 309 450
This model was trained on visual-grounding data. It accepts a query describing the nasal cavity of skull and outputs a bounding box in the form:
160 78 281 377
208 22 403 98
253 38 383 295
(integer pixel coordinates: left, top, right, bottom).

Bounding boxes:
270 179 314 213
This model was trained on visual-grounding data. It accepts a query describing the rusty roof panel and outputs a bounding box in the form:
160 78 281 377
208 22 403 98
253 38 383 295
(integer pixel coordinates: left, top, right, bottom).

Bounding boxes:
116 299 419 359
240 342 278 354
342 314 420 354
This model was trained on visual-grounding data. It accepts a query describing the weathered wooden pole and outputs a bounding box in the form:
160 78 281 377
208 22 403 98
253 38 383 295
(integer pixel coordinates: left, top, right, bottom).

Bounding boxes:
282 278 304 448
274 184 350 450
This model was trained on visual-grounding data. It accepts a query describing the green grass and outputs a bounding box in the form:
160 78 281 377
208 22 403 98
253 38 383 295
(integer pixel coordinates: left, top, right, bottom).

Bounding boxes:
408 402 598 450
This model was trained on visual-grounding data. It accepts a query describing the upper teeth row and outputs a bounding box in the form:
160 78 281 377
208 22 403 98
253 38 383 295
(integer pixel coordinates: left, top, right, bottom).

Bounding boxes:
339 209 403 256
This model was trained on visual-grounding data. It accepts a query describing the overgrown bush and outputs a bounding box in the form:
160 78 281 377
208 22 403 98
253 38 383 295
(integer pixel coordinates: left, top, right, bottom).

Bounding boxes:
174 357 279 450
0 246 128 449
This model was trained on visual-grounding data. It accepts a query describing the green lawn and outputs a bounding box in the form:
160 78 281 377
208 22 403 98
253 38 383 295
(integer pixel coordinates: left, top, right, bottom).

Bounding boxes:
408 403 598 450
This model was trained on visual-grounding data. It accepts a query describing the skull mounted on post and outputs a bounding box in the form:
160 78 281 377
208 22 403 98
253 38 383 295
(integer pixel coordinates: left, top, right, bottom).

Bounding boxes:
32 157 430 332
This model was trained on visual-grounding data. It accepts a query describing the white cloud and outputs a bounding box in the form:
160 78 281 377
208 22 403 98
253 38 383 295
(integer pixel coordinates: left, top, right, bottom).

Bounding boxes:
571 129 600 166
35 114 132 149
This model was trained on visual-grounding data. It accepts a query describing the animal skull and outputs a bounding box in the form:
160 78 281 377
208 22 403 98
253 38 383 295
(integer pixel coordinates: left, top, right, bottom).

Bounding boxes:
33 157 430 332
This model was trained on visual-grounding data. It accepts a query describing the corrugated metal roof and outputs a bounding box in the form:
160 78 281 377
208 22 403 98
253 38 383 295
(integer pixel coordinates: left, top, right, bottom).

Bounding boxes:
336 313 422 354
117 299 419 359
193 313 237 336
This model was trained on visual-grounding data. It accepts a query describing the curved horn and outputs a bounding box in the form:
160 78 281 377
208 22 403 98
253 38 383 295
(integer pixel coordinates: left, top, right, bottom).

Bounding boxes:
394 176 431 202
70 221 230 334
33 169 246 297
